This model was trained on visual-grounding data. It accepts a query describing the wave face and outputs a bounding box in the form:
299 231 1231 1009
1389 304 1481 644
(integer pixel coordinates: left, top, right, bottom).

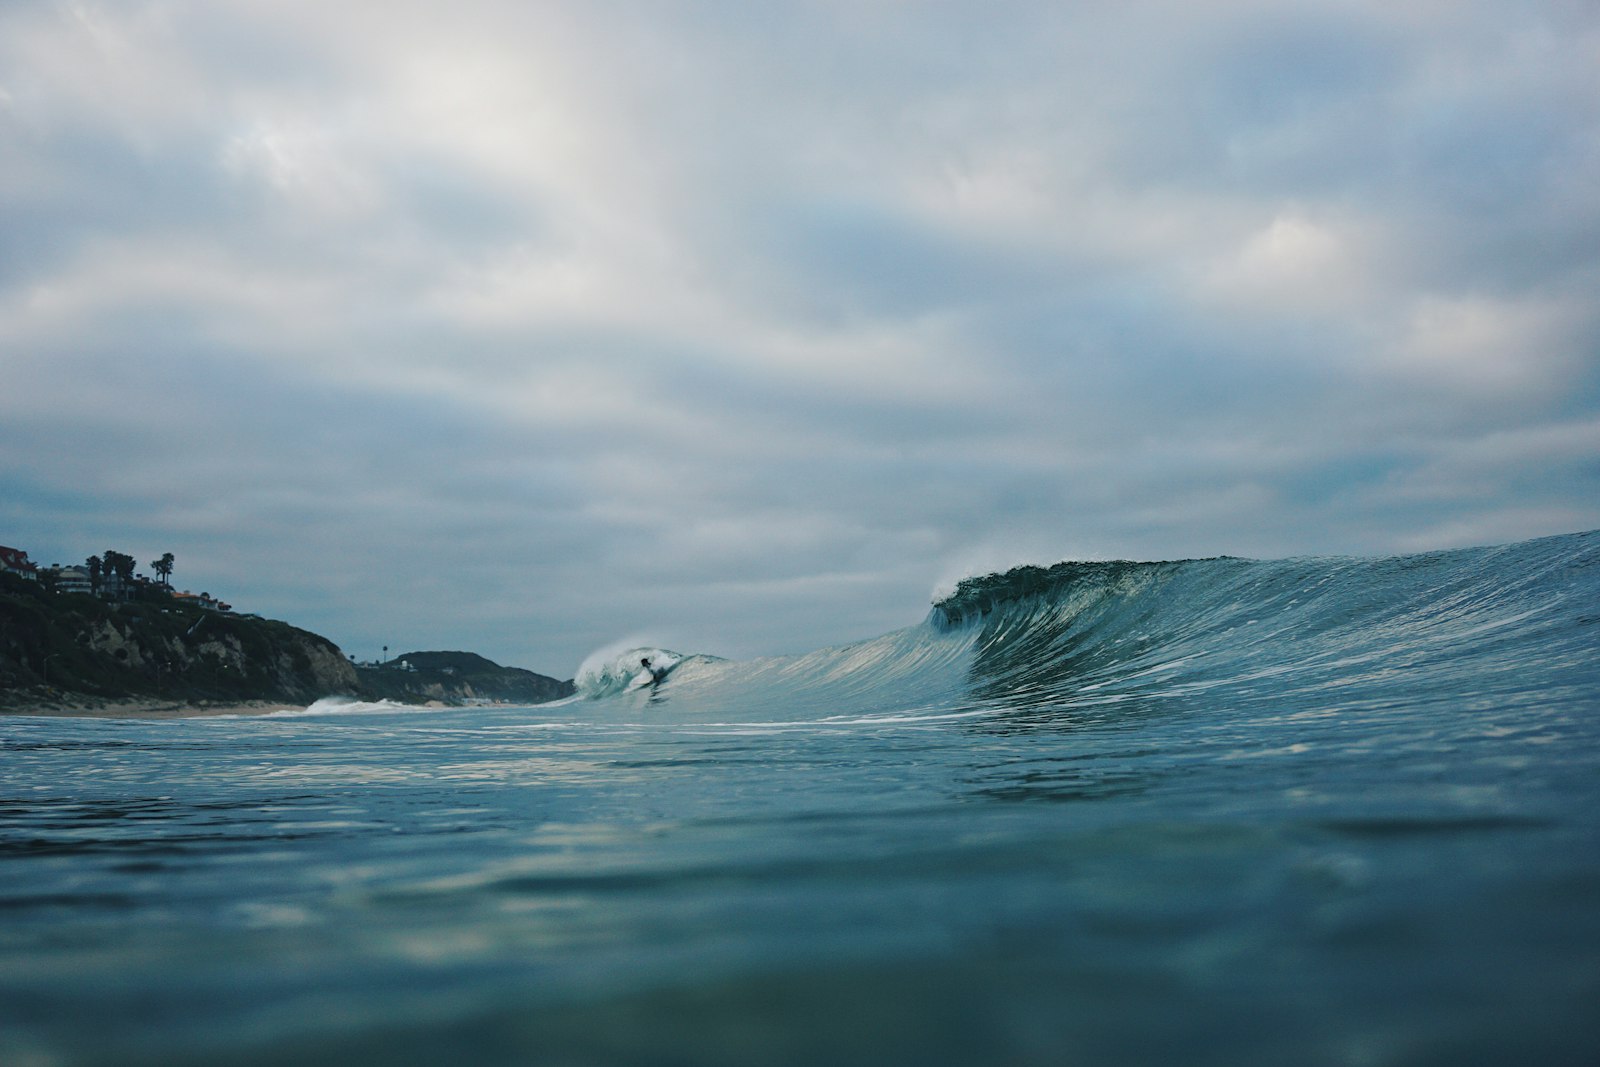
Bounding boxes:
587 530 1600 728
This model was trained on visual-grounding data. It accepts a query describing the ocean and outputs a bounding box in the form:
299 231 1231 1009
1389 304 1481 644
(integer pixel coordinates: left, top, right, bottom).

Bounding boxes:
3 531 1598 1065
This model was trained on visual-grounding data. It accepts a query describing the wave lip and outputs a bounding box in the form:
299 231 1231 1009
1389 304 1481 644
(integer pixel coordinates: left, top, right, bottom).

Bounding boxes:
931 557 1239 629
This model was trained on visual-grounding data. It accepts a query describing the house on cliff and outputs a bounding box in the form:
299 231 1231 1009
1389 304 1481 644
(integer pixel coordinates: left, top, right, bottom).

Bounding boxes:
0 545 38 580
47 566 94 595
172 590 232 612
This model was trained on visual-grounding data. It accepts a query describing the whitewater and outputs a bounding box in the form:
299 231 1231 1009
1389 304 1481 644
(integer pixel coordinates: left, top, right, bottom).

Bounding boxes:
3 531 1598 1065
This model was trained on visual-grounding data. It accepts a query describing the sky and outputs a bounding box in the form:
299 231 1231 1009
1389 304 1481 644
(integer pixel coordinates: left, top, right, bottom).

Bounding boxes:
3 0 1598 677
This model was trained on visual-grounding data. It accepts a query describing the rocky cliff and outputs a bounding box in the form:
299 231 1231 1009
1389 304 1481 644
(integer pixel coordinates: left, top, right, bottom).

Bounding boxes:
0 573 357 709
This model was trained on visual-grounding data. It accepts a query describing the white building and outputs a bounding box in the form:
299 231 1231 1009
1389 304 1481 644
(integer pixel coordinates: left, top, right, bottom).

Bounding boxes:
50 566 93 595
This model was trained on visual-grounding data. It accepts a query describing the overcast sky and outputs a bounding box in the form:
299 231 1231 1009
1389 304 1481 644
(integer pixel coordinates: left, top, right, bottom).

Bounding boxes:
3 1 1598 676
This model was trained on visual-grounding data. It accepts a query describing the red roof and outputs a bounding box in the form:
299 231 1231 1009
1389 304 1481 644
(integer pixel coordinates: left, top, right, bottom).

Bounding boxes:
0 545 35 572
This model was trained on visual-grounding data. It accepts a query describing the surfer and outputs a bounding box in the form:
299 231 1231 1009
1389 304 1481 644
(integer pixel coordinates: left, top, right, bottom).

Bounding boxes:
640 657 668 686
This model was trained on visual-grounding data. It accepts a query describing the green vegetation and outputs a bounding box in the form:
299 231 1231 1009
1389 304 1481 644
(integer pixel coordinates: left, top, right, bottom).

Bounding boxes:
0 571 356 709
2 546 574 711
355 650 574 705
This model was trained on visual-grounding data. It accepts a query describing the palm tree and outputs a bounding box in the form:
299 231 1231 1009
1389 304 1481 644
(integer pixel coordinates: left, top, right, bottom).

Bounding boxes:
152 552 175 589
106 550 135 584
99 550 134 599
86 555 102 595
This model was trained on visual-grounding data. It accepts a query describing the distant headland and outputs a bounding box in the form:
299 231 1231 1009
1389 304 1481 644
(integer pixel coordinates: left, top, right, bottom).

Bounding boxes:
0 544 573 715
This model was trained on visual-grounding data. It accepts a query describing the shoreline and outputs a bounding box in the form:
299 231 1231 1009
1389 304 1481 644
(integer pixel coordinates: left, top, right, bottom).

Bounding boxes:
1 696 307 719
1 694 466 719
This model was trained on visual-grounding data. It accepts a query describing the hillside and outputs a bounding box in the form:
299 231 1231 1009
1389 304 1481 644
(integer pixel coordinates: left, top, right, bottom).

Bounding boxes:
0 572 357 709
354 650 574 706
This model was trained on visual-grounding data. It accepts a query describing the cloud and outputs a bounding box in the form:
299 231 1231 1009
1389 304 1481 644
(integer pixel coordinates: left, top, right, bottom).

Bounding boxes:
3 0 1599 673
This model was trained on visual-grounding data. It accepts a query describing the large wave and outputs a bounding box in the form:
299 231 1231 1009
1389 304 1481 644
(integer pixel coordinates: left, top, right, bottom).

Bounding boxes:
938 531 1599 714
575 531 1600 725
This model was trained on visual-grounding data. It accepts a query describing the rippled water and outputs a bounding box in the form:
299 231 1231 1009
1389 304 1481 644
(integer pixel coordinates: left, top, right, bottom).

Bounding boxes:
2 698 1594 1066
3 535 1599 1065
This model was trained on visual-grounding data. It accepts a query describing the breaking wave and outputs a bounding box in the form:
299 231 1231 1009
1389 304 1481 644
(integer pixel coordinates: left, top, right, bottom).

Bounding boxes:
576 531 1600 725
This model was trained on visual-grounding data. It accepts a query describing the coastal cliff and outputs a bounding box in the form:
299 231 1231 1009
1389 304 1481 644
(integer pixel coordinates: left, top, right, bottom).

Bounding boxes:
0 573 358 710
354 650 575 706
0 573 575 712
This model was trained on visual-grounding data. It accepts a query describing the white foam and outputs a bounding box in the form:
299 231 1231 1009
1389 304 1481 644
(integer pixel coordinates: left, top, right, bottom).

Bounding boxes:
262 697 434 717
575 645 687 697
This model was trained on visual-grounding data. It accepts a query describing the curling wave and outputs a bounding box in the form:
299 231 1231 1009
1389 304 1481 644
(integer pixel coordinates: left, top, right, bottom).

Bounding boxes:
577 531 1600 726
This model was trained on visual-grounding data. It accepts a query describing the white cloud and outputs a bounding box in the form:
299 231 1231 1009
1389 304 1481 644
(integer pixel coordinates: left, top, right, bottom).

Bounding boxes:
1381 293 1590 399
1198 210 1373 313
219 115 381 218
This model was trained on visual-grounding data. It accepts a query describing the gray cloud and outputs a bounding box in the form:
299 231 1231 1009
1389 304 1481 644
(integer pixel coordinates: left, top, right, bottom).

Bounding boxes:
3 0 1598 675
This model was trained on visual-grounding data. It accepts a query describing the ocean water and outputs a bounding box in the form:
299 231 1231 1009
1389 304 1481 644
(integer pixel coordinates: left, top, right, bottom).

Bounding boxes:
3 532 1599 1066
